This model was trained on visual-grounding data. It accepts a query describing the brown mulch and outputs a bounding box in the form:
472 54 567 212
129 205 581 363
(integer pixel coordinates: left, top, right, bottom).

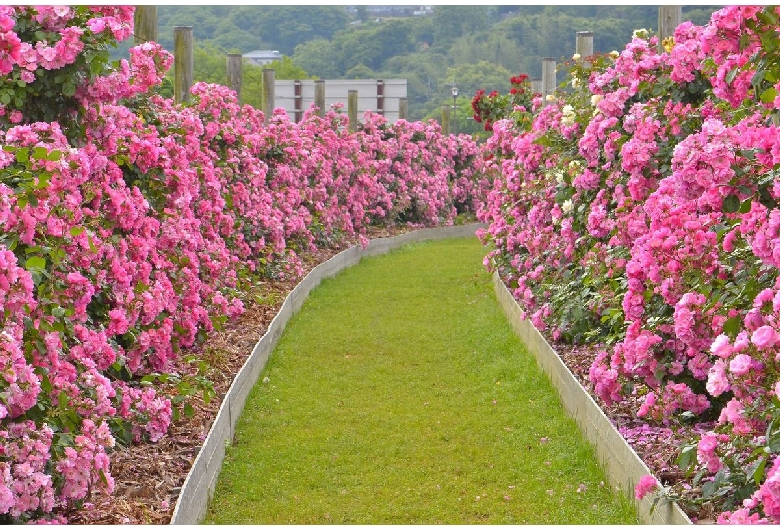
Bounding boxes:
63 226 699 523
549 343 711 522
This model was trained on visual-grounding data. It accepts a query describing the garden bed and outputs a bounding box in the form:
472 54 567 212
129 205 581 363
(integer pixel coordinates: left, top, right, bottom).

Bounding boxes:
550 341 718 524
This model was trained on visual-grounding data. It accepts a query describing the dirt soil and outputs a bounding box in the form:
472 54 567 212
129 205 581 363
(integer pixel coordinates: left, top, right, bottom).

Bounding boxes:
62 226 702 524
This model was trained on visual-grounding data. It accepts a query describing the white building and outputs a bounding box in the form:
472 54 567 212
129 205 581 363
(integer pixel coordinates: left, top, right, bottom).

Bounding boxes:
275 79 407 123
243 50 282 67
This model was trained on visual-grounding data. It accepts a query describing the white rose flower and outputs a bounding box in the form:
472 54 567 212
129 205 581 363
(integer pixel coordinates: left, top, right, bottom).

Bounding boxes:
591 94 603 107
562 199 573 214
572 53 581 61
561 104 576 127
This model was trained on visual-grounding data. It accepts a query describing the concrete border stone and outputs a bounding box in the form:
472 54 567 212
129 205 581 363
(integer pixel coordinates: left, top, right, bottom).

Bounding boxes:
491 271 692 525
170 223 486 524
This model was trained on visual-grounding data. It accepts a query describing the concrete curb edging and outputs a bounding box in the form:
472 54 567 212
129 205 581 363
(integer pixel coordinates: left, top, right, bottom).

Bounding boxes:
170 223 486 525
491 271 692 525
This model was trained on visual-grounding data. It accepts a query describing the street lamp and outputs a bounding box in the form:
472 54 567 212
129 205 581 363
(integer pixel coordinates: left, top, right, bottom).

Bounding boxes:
451 84 459 135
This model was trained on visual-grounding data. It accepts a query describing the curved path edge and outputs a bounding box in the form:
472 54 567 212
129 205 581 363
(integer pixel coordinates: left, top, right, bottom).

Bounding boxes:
170 223 486 525
492 271 692 525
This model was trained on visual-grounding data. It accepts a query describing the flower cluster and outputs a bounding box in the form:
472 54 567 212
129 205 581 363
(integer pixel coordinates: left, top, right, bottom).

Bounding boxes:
0 6 492 523
471 73 538 132
478 5 780 522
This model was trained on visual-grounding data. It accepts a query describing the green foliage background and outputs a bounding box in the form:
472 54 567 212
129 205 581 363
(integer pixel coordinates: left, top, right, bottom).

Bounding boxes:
119 5 720 133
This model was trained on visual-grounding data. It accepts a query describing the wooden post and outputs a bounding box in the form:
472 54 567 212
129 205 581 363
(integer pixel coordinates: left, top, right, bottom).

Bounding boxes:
658 6 681 52
348 89 358 132
134 6 157 45
262 68 275 123
441 105 450 135
314 80 325 118
531 78 542 96
542 57 556 106
227 53 242 105
173 26 193 104
398 97 408 121
575 31 594 57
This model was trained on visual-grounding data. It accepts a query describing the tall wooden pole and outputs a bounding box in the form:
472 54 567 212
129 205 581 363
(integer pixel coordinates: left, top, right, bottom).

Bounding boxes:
227 53 242 105
542 57 556 106
173 26 193 104
441 105 450 135
134 6 157 45
398 97 408 121
575 31 593 57
658 6 681 52
531 78 542 96
314 80 326 118
348 90 358 132
262 68 275 123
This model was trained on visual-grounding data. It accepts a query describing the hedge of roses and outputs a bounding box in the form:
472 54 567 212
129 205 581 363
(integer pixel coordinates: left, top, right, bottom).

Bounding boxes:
478 5 780 524
0 7 491 523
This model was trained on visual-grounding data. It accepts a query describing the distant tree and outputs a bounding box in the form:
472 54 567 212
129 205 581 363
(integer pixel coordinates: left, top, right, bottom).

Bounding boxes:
419 60 512 130
331 19 416 72
355 6 368 22
381 52 450 109
191 43 230 85
446 61 513 103
411 16 435 47
227 6 349 55
449 32 523 73
345 63 376 79
683 7 719 26
266 56 310 80
293 39 340 79
495 5 525 16
210 30 266 54
431 6 489 48
155 6 237 51
152 6 348 55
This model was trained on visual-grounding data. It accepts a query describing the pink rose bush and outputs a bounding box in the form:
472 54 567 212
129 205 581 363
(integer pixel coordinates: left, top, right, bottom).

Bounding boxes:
479 5 780 523
0 7 491 523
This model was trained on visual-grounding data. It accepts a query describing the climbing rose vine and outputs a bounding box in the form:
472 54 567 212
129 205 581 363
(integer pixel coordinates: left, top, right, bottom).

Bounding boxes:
478 5 780 523
0 6 491 523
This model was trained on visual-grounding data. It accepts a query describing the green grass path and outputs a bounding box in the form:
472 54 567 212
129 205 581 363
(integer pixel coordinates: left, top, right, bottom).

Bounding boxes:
204 237 638 524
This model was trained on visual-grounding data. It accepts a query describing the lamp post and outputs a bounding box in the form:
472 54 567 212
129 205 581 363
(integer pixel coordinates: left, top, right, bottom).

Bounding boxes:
451 84 459 135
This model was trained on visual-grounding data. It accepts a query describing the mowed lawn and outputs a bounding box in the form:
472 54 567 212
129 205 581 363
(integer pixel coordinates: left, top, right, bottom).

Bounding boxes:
203 236 638 524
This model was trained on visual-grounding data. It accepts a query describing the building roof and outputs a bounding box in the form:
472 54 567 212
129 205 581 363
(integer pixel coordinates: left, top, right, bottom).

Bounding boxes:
243 50 282 60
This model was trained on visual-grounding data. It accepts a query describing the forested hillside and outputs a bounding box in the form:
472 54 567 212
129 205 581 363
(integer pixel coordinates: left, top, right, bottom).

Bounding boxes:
130 5 720 130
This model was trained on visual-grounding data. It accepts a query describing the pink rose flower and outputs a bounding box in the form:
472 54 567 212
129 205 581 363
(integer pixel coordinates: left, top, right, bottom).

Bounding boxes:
710 334 733 358
706 360 730 396
635 475 658 500
729 354 753 376
752 325 779 350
